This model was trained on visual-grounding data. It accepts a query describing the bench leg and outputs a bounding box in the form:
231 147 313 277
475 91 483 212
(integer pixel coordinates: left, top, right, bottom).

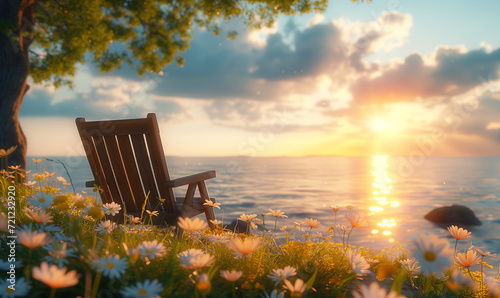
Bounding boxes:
198 181 216 229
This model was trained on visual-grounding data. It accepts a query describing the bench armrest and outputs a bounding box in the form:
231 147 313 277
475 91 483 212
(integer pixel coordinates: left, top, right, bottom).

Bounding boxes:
164 170 216 188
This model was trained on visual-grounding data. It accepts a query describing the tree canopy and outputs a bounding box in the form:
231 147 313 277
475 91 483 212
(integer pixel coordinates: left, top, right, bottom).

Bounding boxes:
27 0 329 88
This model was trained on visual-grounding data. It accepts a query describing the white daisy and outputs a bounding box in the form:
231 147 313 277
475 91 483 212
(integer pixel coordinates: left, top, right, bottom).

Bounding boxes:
146 210 159 217
352 281 406 298
0 277 30 297
16 227 50 249
262 290 285 298
206 232 232 244
127 214 141 224
283 278 306 297
95 220 117 234
221 270 243 282
52 232 74 243
178 248 214 270
120 279 163 298
239 214 257 221
203 199 221 209
45 242 77 267
28 195 54 209
267 208 287 218
447 225 471 240
346 250 370 277
450 269 477 291
0 260 21 271
226 237 262 258
399 258 421 275
24 181 36 187
455 250 480 269
102 202 122 216
210 219 223 226
32 262 79 289
138 240 166 259
483 273 500 297
177 217 207 232
267 266 297 285
93 255 128 279
25 209 53 223
411 233 453 277
39 223 62 233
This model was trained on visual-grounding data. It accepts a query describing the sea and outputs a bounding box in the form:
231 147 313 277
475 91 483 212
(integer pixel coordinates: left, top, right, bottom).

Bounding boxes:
27 155 500 262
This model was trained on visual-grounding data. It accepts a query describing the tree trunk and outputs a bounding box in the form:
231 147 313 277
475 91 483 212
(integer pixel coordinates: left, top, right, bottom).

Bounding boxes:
0 0 34 170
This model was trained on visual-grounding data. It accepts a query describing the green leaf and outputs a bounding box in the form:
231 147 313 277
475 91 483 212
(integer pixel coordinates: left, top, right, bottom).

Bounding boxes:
339 272 356 288
391 271 407 294
306 266 319 290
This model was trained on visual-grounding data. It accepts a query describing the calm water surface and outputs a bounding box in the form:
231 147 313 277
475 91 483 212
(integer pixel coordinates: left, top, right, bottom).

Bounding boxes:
29 156 500 257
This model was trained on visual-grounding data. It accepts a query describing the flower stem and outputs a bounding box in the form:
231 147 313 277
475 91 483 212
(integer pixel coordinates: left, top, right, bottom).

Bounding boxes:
333 213 337 242
342 230 346 249
345 227 354 251
453 239 458 257
480 256 484 295
49 288 56 298
467 267 474 280
91 271 102 298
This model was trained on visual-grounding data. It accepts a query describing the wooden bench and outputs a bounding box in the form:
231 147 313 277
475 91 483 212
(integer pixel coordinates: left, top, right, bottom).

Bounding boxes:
76 113 216 229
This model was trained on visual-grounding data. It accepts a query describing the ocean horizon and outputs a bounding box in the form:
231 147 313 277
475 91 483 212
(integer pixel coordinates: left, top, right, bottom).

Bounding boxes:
27 155 500 258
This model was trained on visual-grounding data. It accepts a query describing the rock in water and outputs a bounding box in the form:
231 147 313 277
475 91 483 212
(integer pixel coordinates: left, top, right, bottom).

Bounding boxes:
424 204 482 226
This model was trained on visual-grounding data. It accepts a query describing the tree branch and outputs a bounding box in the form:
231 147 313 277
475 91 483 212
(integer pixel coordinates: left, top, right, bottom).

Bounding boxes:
35 1 64 29
134 13 149 28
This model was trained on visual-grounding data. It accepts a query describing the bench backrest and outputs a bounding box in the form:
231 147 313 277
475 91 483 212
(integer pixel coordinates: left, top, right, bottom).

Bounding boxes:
76 113 177 214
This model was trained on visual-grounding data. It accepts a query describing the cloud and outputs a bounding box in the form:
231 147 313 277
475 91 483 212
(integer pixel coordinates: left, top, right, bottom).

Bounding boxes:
22 8 500 156
253 22 346 80
455 96 500 143
340 12 413 71
19 11 417 136
350 46 500 106
246 21 279 48
307 14 325 28
21 77 186 120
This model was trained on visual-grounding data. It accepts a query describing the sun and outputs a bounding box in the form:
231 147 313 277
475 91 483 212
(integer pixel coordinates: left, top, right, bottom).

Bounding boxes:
371 119 386 131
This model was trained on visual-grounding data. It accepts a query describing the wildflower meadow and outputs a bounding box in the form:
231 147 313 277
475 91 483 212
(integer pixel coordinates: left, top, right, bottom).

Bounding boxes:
1 156 499 297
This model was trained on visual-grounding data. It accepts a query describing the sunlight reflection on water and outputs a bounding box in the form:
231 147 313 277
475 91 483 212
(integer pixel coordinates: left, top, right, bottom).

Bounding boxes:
369 155 398 244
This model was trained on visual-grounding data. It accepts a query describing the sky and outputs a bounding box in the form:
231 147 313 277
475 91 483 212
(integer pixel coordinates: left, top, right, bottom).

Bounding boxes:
20 0 500 158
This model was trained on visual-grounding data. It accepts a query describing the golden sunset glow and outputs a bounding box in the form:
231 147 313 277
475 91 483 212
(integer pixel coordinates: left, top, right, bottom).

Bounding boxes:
18 0 500 158
371 119 386 131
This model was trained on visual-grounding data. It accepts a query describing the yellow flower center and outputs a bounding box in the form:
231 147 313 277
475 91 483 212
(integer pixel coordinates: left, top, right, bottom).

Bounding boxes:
197 281 211 291
74 201 86 209
39 198 46 203
106 263 115 269
88 207 105 220
138 289 147 295
146 249 152 253
53 195 68 204
424 251 436 262
55 202 70 210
